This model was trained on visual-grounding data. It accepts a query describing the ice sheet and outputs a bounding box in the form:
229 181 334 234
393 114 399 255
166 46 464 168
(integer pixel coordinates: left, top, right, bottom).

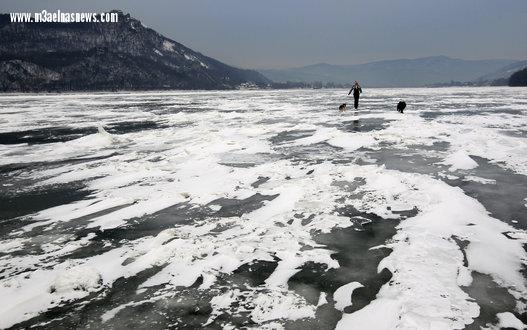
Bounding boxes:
0 87 526 328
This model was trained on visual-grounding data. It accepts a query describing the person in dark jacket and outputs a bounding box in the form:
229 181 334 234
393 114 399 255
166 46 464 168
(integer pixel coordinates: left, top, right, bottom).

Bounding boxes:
348 81 362 110
397 101 406 113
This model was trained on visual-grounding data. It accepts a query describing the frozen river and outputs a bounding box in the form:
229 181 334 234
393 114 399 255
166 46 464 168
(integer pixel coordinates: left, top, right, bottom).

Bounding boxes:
0 87 526 329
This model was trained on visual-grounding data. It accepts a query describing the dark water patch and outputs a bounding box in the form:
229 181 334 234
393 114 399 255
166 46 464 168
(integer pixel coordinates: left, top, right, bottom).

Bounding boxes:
421 108 522 121
451 238 524 329
149 105 217 115
217 109 248 114
406 140 450 152
169 121 195 128
331 178 366 194
230 259 279 287
78 272 232 330
74 203 133 224
96 260 278 329
300 214 316 226
277 141 353 166
491 109 524 115
0 152 119 174
85 100 205 114
420 110 476 120
463 272 524 329
332 155 371 167
148 106 207 115
0 182 91 224
211 193 278 218
46 208 401 329
0 126 97 145
452 237 469 268
4 202 194 260
11 266 170 330
32 195 276 262
37 205 135 261
256 117 293 125
218 162 258 168
251 176 269 188
219 153 282 168
282 305 343 330
93 202 194 242
446 156 527 230
102 100 195 110
336 118 392 133
391 207 419 219
0 121 165 145
365 147 444 176
6 224 116 259
269 129 315 145
100 290 215 330
285 209 398 329
85 193 279 246
500 129 527 138
103 120 169 135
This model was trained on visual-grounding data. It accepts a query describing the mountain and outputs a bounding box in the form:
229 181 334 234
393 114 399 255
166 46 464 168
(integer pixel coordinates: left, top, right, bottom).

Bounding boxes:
0 11 270 92
509 68 527 86
260 56 521 87
474 60 527 83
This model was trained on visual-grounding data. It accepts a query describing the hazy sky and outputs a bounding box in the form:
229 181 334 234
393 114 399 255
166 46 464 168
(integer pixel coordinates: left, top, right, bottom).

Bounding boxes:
2 0 526 69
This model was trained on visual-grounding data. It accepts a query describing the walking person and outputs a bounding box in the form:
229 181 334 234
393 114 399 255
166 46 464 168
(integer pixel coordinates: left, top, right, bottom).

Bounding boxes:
348 81 362 110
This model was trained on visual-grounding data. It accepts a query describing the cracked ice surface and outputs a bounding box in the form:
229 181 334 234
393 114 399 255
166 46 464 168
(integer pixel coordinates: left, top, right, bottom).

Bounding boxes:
0 87 526 329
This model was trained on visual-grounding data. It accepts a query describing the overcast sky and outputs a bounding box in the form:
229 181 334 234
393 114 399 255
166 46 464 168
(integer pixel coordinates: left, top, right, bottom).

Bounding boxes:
2 0 526 69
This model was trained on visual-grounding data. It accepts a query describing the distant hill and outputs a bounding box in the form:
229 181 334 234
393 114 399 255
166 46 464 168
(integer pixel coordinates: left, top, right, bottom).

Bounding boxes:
260 56 521 87
509 68 527 86
474 60 527 83
0 11 270 92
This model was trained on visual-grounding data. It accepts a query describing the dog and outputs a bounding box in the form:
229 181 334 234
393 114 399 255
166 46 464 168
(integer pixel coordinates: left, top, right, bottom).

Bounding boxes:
339 103 347 111
397 101 406 113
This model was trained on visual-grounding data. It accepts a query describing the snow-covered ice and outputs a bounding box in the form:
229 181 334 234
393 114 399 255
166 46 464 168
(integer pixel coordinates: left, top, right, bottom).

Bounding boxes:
0 87 526 329
496 312 526 329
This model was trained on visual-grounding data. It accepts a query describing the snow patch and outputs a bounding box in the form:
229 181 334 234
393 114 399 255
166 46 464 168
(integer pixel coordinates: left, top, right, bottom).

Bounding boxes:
496 312 526 329
337 298 401 330
250 290 315 323
50 265 102 294
333 281 363 311
162 40 175 52
0 238 28 253
183 53 209 68
317 292 328 306
441 150 478 171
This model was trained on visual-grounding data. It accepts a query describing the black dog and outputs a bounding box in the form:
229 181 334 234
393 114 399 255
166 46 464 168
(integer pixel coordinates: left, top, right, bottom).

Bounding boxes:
339 103 347 111
397 101 406 113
